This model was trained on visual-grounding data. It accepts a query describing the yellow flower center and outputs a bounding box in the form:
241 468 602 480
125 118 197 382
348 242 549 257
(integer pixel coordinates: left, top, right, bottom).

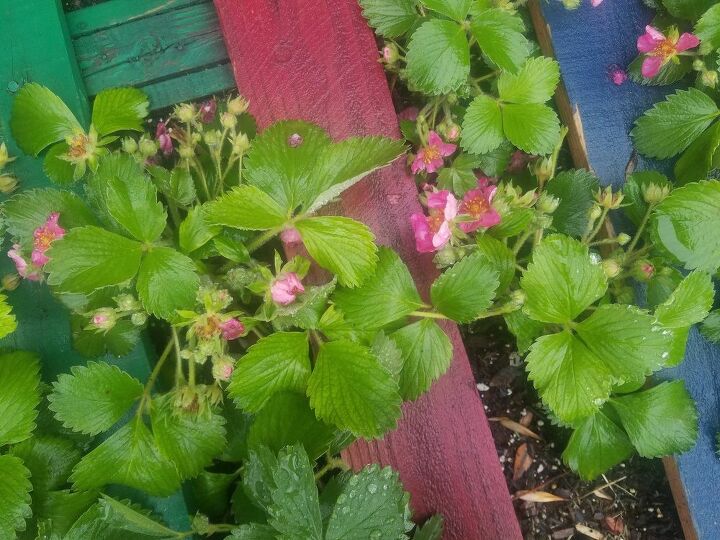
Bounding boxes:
653 39 677 59
422 146 441 164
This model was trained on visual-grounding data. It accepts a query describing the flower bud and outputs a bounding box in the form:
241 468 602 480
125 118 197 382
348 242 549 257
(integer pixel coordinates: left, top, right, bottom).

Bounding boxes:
0 142 15 170
702 70 719 88
561 0 581 8
232 133 250 155
178 144 195 159
131 312 148 326
220 112 237 130
509 289 526 307
2 274 20 291
642 182 670 204
537 193 560 214
693 59 706 71
434 245 458 267
121 137 138 154
381 43 399 64
280 227 302 244
212 356 235 382
439 120 461 142
203 129 221 147
90 308 116 331
192 514 212 535
616 232 631 246
227 96 249 115
138 137 158 157
602 259 621 278
595 186 624 209
0 174 18 194
115 294 139 312
588 204 603 221
632 259 655 282
533 157 554 183
174 103 197 123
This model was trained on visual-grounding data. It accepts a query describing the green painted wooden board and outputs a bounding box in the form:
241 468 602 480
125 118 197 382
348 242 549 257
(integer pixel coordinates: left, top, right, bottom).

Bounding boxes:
0 0 190 531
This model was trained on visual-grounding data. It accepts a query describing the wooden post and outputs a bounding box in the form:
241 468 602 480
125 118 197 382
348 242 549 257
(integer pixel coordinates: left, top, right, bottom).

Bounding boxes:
536 1 720 537
212 1 522 538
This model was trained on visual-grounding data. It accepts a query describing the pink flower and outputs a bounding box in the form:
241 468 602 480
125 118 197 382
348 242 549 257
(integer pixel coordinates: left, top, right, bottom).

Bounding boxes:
156 121 173 155
199 99 217 123
591 0 603 6
410 190 458 253
31 212 65 267
7 244 40 281
288 133 303 148
212 356 235 381
280 227 302 244
219 318 245 340
458 178 501 233
271 273 305 305
411 131 457 174
637 25 700 78
608 64 628 85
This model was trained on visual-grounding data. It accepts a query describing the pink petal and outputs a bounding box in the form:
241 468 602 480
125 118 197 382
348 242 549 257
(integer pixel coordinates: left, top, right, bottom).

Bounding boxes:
427 131 443 147
591 0 603 6
425 157 444 174
645 25 665 41
476 209 502 228
410 213 435 253
675 33 700 52
411 153 426 174
7 245 28 276
439 142 457 157
427 190 450 209
31 250 49 267
641 56 663 78
432 221 451 249
637 33 660 53
444 193 458 221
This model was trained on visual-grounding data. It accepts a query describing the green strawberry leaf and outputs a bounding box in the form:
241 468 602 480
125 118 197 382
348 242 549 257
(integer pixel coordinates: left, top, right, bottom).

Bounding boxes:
91 87 149 136
701 309 720 343
562 409 634 481
178 206 222 254
136 247 199 319
49 361 143 436
405 20 470 95
295 216 378 288
46 226 143 293
0 295 17 340
358 0 419 37
631 88 719 159
98 495 179 538
504 309 544 354
414 515 445 540
72 318 141 358
307 340 401 438
10 83 83 156
663 0 714 20
475 235 515 293
521 235 607 324
204 185 289 230
420 0 472 21
470 8 529 73
0 351 40 446
546 169 600 237
497 56 560 104
502 103 560 155
392 319 453 400
610 381 698 457
0 455 32 540
10 436 82 502
461 95 504 155
437 153 482 196
229 332 311 413
44 142 75 185
655 270 714 329
332 247 422 329
696 3 720 49
675 121 720 185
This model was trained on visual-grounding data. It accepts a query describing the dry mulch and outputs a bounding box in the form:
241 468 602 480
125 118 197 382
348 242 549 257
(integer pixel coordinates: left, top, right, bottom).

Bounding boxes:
464 321 683 540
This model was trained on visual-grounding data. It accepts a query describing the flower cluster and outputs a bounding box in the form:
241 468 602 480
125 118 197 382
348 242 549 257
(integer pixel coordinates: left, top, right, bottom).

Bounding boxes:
8 212 65 281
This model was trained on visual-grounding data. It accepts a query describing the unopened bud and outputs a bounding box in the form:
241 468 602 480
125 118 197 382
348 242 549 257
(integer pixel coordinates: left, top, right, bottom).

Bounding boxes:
602 259 621 278
90 308 116 331
131 312 148 326
693 59 706 71
381 43 399 64
232 133 250 154
616 232 631 246
595 186 623 209
203 130 221 147
174 103 196 123
632 259 655 282
642 182 670 204
0 174 18 194
0 143 15 170
138 137 158 157
533 157 554 182
115 294 139 312
702 70 718 88
121 137 138 154
537 193 560 214
178 145 195 159
212 356 235 382
2 274 20 291
509 289 526 307
227 96 249 115
220 112 237 130
434 245 458 267
588 204 603 221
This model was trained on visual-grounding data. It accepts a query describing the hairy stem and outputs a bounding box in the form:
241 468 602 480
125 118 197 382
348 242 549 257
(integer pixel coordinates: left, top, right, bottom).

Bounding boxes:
136 339 174 420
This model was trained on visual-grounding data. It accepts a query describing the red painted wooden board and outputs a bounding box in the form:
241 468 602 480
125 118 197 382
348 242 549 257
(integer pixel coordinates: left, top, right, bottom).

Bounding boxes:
212 1 521 538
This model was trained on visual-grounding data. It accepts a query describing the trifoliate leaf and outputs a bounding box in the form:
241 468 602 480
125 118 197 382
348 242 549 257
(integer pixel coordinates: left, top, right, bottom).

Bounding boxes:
136 247 199 319
652 181 720 272
295 216 378 288
70 421 181 496
526 331 612 425
10 83 83 155
521 235 607 324
358 0 418 37
655 270 714 328
307 340 401 438
392 319 453 400
663 0 714 20
247 392 336 460
546 169 600 237
502 103 560 155
3 188 96 241
461 95 504 155
98 495 179 538
674 120 720 184
103 154 166 242
701 309 720 343
475 235 515 293
204 185 289 230
421 0 472 21
325 465 412 540
562 409 634 481
0 351 40 446
631 88 719 159
405 20 470 95
430 251 499 322
474 141 514 177
46 226 143 293
696 3 720 49
470 8 529 73
437 153 482 196
498 56 560 104
150 396 226 479
0 455 32 539
610 381 698 457
0 295 17 340
622 171 671 227
91 88 149 135
229 332 311 413
332 247 422 329
504 309 544 355
268 445 323 540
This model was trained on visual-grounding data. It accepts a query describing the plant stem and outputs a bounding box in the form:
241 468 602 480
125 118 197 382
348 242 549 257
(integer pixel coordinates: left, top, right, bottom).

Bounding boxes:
625 204 654 257
583 207 609 244
172 327 185 386
409 310 448 320
246 227 282 253
314 457 347 481
135 339 174 420
188 357 196 390
512 229 534 255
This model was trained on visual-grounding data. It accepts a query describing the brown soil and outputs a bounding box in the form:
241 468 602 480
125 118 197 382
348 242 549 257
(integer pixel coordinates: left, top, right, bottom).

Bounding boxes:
463 320 683 540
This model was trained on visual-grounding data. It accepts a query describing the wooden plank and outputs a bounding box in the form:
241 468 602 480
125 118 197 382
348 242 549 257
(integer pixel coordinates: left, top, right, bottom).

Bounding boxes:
212 1 522 538
0 0 190 530
140 62 234 110
72 0 228 96
538 1 720 538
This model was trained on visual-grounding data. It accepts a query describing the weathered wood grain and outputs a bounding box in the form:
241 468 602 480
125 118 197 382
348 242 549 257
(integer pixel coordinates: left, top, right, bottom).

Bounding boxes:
212 1 522 538
539 1 720 537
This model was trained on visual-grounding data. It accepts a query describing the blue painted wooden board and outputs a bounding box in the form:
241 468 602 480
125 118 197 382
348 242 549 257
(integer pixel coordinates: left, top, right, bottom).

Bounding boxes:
539 1 720 537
